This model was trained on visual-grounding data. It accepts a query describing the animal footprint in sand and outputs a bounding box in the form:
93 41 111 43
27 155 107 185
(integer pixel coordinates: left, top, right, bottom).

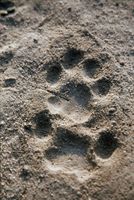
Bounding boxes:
44 128 94 182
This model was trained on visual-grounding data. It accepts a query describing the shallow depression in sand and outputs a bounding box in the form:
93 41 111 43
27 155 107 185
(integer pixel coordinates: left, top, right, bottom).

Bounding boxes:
47 95 90 123
44 128 93 182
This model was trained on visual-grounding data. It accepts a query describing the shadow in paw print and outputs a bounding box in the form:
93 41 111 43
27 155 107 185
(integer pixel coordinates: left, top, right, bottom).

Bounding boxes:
62 47 84 69
0 1 14 10
45 128 89 160
83 58 101 78
46 62 62 84
93 77 111 96
33 110 52 137
0 1 15 16
44 128 96 181
95 131 119 159
61 81 91 106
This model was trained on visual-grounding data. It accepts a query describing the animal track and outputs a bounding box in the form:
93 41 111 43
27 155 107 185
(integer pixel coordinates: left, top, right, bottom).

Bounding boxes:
28 110 52 137
61 81 92 107
93 77 111 96
83 58 101 78
45 128 94 181
47 95 90 123
95 131 119 159
46 128 89 158
25 43 116 182
46 61 62 84
62 47 84 69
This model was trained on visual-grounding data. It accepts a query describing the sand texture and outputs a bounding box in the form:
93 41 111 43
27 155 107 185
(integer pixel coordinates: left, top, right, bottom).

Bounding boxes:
0 0 134 200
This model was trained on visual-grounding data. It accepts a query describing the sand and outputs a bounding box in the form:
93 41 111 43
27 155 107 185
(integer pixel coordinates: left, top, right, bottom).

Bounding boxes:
0 0 134 200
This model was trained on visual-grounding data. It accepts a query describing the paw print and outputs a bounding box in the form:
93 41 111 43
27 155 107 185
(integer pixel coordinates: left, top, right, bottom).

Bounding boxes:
24 41 119 182
44 127 94 182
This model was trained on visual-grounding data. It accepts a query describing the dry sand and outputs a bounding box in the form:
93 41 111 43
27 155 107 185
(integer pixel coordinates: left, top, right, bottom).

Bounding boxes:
0 0 134 200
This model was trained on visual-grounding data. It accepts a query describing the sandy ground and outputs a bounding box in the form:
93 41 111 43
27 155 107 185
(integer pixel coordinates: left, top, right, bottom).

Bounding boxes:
0 0 134 200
